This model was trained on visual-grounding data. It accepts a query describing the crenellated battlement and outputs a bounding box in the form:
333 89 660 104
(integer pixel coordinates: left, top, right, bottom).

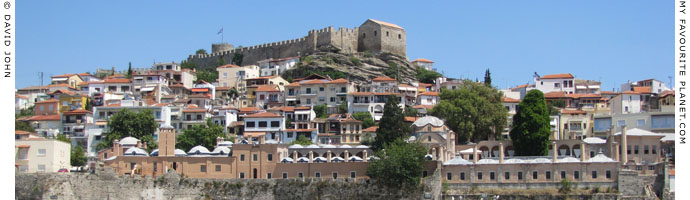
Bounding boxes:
184 19 406 69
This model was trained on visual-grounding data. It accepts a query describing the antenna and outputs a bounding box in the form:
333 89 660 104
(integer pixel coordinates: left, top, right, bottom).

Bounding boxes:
38 72 43 86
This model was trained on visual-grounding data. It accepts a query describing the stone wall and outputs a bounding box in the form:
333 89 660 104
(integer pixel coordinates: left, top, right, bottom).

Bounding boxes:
15 170 430 200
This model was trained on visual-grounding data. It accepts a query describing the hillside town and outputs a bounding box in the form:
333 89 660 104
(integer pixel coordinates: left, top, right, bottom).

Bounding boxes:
14 19 675 199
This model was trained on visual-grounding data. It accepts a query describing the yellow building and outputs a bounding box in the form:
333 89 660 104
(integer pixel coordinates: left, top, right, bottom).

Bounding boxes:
47 89 88 112
51 74 84 89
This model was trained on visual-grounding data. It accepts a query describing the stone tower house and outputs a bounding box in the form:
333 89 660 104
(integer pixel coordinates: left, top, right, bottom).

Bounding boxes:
358 19 406 57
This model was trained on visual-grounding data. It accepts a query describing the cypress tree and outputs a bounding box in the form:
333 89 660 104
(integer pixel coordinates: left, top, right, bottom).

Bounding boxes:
509 90 551 156
372 95 410 151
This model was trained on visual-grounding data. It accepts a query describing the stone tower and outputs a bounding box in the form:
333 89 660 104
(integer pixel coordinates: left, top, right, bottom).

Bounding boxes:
158 125 176 157
212 43 234 54
357 19 406 57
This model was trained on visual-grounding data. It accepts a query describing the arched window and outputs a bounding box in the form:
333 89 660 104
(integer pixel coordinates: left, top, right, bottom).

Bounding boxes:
398 34 401 39
386 31 389 36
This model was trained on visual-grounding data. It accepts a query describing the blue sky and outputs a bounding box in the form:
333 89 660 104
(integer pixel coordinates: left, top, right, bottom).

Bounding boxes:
17 1 672 91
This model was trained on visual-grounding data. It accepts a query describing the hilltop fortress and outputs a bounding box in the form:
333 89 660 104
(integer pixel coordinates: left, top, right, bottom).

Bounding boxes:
184 19 407 68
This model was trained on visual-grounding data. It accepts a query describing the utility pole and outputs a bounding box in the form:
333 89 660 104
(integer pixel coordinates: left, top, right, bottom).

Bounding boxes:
38 72 43 86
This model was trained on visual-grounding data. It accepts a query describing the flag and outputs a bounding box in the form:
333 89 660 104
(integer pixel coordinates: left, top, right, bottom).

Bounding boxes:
217 28 223 35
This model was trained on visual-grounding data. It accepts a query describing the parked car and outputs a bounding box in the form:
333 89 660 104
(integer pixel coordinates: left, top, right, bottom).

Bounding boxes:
57 168 69 173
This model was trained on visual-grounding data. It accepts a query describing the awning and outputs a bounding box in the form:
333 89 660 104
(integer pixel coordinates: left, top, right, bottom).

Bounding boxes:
576 86 587 89
95 121 108 126
16 145 30 148
589 85 600 89
285 98 296 101
140 87 155 92
52 77 68 81
244 132 266 138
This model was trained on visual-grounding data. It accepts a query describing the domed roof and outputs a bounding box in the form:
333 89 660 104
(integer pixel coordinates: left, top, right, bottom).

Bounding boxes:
212 146 231 155
174 149 187 156
443 157 473 165
123 147 148 156
587 153 616 163
305 144 320 148
188 145 211 155
320 144 336 148
288 144 303 149
412 116 445 127
338 145 352 148
558 156 580 163
120 137 139 146
355 145 369 148
476 159 499 164
583 137 606 144
150 149 159 156
528 158 553 163
160 125 175 129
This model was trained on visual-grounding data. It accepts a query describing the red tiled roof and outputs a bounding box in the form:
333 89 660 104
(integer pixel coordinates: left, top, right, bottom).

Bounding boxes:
103 78 131 83
419 92 439 96
246 75 278 80
218 107 238 110
418 83 433 87
301 79 329 85
170 83 186 88
350 92 373 96
191 88 210 92
48 89 77 96
15 130 32 135
269 106 295 112
502 97 520 103
189 94 212 99
540 73 574 79
78 72 92 76
25 115 61 121
404 117 420 123
16 145 30 148
62 109 92 115
374 92 398 96
255 85 280 92
328 78 348 84
215 87 231 91
632 86 652 94
412 58 434 63
622 91 641 95
285 129 316 132
104 103 121 107
18 85 49 91
244 112 283 118
362 126 379 132
239 107 260 112
15 93 28 99
286 82 301 87
372 76 396 82
543 91 568 98
511 83 530 90
660 90 675 98
294 106 311 110
182 109 207 113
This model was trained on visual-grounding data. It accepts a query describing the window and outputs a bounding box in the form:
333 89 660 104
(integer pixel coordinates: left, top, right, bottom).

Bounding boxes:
215 165 221 172
460 172 466 180
398 34 401 39
196 114 202 120
374 31 377 36
268 154 273 161
574 171 579 179
428 136 432 142
561 171 566 179
155 111 161 119
330 97 335 102
259 121 267 127
319 87 324 92
39 105 44 111
298 172 303 178
649 165 656 170
518 172 523 180
282 172 288 179
504 172 510 180
617 120 626 127
267 173 272 179
627 145 632 154
490 172 495 180
18 149 28 160
592 171 598 179
239 173 245 179
200 165 207 172
637 119 646 127
644 145 649 154
634 145 639 154
315 172 321 178
37 149 46 157
253 154 258 161
240 154 245 161
270 121 280 128
386 31 389 36
351 171 356 178
287 132 293 138
423 171 428 177
37 164 46 172
447 173 453 180
154 162 158 172
533 171 538 180
332 172 338 179
652 145 657 154
554 83 560 87
246 121 256 128
306 88 312 94
362 33 366 38
306 99 311 104
477 172 483 180
546 171 552 179
637 166 643 171
319 97 325 102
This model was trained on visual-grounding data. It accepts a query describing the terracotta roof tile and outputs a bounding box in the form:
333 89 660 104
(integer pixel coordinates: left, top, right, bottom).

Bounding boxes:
244 112 283 118
632 86 652 94
51 73 76 78
25 115 61 121
18 85 49 91
328 78 348 84
15 93 28 99
368 19 403 30
294 106 311 110
622 91 641 95
350 92 373 96
62 109 92 115
372 76 396 82
215 86 231 91
216 64 241 69
660 90 675 98
412 58 433 63
502 97 520 103
103 78 131 83
255 85 280 92
543 91 568 98
511 83 530 90
419 92 439 96
362 126 379 132
540 73 574 79
560 109 587 115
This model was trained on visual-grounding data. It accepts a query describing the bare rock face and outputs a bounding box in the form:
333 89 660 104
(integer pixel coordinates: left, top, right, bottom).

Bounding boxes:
282 51 417 84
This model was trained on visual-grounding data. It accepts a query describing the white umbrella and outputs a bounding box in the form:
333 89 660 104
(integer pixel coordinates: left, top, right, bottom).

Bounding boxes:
348 156 363 162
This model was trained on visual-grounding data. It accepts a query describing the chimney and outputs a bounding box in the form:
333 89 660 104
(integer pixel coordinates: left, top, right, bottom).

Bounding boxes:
552 141 558 163
472 144 478 164
580 142 587 162
113 139 120 156
621 125 628 165
498 142 504 164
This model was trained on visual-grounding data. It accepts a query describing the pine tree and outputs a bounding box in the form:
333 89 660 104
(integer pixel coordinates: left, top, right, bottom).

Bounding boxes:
127 62 133 78
484 68 492 86
372 95 410 151
509 90 551 156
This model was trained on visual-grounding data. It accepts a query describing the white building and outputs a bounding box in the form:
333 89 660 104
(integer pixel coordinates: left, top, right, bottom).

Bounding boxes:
216 64 260 89
418 92 439 106
609 91 642 114
533 73 575 94
15 93 29 111
621 79 671 95
15 131 71 173
257 56 299 76
243 112 284 144
93 101 172 135
411 58 434 71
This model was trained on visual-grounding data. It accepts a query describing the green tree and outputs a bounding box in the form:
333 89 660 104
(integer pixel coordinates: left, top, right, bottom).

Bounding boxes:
228 87 239 99
429 80 507 143
383 62 399 81
337 103 348 114
181 62 197 69
314 104 328 118
404 105 419 117
15 120 35 132
176 119 226 152
216 57 226 67
285 117 294 129
416 67 441 84
372 95 410 151
56 134 70 143
196 49 207 54
289 135 313 145
367 139 427 189
484 68 492 86
195 69 219 83
127 62 133 78
71 146 87 167
547 99 566 115
97 108 158 151
85 98 93 111
509 90 551 156
232 52 243 66
353 112 376 129
16 106 35 118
